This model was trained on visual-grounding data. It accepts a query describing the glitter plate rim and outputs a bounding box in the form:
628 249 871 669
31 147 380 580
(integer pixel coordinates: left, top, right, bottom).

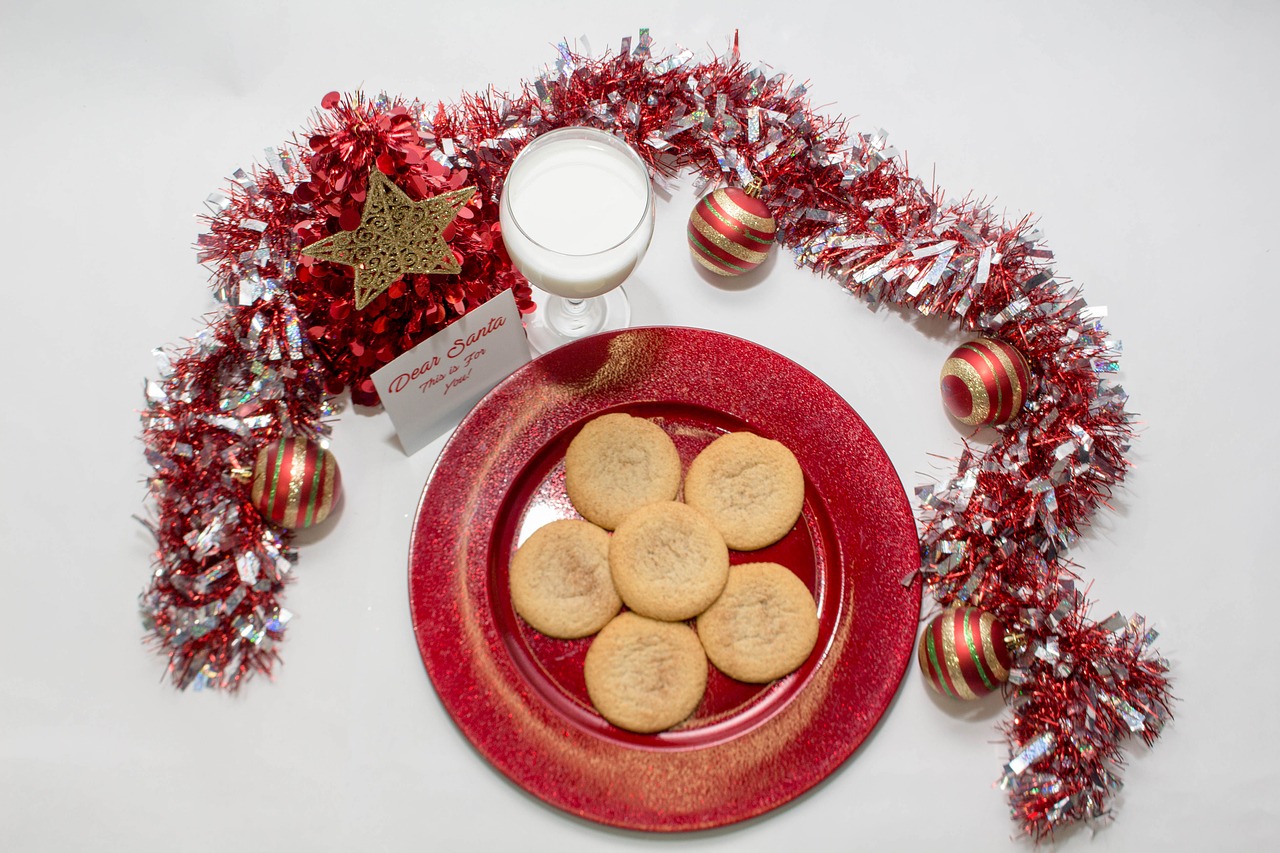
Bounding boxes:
408 325 921 831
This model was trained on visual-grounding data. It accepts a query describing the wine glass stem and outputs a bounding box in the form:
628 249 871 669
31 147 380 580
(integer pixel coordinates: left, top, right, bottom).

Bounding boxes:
557 297 596 334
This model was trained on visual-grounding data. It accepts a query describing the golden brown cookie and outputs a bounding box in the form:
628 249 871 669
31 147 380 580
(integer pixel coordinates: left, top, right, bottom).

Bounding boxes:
608 501 730 622
583 612 708 733
682 431 805 550
564 412 682 530
509 519 620 639
695 562 819 683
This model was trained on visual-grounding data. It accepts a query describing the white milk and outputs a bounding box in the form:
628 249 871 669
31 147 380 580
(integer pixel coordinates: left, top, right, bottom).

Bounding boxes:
501 134 652 299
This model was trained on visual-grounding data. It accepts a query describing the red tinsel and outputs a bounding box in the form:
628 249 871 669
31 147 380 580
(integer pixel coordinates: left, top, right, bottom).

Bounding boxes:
139 32 1170 839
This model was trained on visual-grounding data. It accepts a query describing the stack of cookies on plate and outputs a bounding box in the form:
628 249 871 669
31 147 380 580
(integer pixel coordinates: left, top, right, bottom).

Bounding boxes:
509 412 819 733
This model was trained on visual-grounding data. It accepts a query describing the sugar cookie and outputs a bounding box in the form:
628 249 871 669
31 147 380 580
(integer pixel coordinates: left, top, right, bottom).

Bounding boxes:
564 412 682 530
584 612 708 733
682 431 805 550
509 519 620 639
608 501 730 622
695 562 819 683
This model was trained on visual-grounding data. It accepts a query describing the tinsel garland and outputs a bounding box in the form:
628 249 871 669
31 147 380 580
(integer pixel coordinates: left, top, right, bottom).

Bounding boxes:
138 30 1171 838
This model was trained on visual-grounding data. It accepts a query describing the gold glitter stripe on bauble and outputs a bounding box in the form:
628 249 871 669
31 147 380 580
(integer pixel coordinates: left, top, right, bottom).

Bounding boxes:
963 343 1007 421
939 613 978 700
320 451 336 522
711 188 776 233
691 247 741 276
924 628 956 698
689 214 770 264
980 611 1010 682
963 611 996 692
701 195 774 246
286 436 307 527
940 358 990 425
303 447 324 527
987 343 1024 416
250 445 268 506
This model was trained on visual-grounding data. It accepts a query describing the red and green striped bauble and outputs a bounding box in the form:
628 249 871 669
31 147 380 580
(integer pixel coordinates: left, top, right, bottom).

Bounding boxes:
939 337 1032 426
686 186 776 276
918 606 1015 700
250 436 341 529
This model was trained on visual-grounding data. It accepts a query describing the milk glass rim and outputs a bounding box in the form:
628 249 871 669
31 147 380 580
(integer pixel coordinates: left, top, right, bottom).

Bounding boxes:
500 126 654 260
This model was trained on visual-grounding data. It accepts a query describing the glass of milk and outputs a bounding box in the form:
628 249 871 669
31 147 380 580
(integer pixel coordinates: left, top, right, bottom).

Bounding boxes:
500 127 655 353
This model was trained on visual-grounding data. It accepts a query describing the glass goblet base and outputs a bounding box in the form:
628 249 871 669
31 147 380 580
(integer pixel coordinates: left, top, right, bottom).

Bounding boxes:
523 286 631 354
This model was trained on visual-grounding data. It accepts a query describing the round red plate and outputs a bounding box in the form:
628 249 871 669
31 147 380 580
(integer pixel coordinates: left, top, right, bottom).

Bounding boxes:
409 326 920 831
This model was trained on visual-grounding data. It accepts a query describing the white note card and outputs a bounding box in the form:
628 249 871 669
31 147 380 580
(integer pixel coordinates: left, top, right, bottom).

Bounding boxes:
372 289 529 455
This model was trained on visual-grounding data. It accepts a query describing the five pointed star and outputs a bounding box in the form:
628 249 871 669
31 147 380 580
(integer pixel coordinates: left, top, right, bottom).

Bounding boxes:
301 168 475 310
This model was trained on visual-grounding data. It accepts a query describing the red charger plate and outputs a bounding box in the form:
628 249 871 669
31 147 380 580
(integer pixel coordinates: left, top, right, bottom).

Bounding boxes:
409 326 920 830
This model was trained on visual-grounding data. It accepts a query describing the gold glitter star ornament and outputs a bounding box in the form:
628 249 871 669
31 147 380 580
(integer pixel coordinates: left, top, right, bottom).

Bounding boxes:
301 168 476 310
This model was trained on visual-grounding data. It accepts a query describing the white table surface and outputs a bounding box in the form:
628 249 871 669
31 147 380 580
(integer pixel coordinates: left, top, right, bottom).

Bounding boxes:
3 1 1275 850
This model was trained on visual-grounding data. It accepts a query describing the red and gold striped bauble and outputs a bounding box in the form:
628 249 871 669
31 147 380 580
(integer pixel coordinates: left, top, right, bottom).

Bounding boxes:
250 436 341 529
939 337 1032 426
918 606 1015 700
687 186 776 276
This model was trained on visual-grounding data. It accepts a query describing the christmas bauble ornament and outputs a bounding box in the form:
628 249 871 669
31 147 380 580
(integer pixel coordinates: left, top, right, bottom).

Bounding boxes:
918 606 1014 699
250 436 341 529
940 337 1032 426
687 184 776 276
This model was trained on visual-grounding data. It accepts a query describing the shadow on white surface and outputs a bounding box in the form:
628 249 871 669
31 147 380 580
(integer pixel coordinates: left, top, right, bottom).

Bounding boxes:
690 239 781 293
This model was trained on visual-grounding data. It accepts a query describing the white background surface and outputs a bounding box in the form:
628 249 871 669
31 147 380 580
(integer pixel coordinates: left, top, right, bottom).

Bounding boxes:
2 1 1276 850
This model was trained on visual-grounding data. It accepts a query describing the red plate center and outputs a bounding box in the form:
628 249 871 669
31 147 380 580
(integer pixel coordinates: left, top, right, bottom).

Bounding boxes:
487 400 843 750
